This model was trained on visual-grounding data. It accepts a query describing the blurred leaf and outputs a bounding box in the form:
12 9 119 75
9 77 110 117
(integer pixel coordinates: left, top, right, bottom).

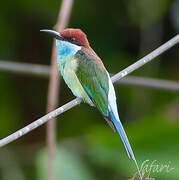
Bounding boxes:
0 73 21 136
87 109 179 180
170 0 179 33
36 146 96 180
128 0 171 27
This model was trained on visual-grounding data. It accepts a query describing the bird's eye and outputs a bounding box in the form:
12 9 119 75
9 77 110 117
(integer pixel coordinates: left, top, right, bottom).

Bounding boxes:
71 37 76 41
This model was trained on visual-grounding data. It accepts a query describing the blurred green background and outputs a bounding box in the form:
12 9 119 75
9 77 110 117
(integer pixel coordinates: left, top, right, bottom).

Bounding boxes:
0 0 179 179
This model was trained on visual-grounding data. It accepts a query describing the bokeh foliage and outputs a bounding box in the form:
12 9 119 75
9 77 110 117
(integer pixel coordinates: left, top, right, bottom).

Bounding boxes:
0 0 179 179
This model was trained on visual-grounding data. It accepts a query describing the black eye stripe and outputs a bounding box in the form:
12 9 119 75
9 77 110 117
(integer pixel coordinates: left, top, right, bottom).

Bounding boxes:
63 36 83 46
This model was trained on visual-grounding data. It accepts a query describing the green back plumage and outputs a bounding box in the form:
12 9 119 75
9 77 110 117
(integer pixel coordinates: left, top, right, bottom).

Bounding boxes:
75 49 109 116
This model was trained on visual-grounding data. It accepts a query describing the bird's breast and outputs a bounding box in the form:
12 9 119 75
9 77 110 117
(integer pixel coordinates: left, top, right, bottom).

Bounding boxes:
57 55 93 105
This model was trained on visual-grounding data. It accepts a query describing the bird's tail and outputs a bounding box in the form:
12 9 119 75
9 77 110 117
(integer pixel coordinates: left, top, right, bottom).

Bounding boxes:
109 110 142 179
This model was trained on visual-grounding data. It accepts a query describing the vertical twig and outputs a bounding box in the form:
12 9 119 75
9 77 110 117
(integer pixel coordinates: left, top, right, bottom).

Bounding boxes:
46 0 73 180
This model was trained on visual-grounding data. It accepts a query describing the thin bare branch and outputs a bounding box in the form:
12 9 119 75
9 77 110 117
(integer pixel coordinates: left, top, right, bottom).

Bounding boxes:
46 0 73 180
0 34 178 148
111 35 179 82
1 61 179 91
119 76 179 91
0 60 50 77
0 98 81 147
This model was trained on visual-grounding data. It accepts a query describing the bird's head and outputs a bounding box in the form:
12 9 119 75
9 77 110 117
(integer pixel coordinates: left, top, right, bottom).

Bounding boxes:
41 28 90 47
41 28 91 56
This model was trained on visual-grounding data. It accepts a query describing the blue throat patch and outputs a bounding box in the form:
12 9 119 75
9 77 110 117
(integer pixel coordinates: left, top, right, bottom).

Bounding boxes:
56 40 81 56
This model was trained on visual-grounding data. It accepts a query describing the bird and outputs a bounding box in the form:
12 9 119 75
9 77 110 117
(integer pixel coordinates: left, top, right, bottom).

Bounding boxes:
41 28 141 178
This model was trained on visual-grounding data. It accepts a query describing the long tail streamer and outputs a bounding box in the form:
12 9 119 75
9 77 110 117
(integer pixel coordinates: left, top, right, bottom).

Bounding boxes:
109 110 142 179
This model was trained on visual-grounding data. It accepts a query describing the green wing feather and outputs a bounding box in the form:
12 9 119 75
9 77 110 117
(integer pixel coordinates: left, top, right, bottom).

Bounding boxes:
75 49 109 117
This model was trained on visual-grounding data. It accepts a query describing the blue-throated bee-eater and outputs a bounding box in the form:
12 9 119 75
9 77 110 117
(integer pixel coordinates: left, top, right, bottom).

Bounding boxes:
41 28 141 177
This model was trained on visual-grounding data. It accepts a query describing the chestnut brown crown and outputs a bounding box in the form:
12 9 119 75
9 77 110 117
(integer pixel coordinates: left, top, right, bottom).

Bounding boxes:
60 28 90 47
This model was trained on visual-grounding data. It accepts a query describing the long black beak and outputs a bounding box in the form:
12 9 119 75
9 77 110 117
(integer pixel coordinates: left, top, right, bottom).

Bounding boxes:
40 29 64 40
